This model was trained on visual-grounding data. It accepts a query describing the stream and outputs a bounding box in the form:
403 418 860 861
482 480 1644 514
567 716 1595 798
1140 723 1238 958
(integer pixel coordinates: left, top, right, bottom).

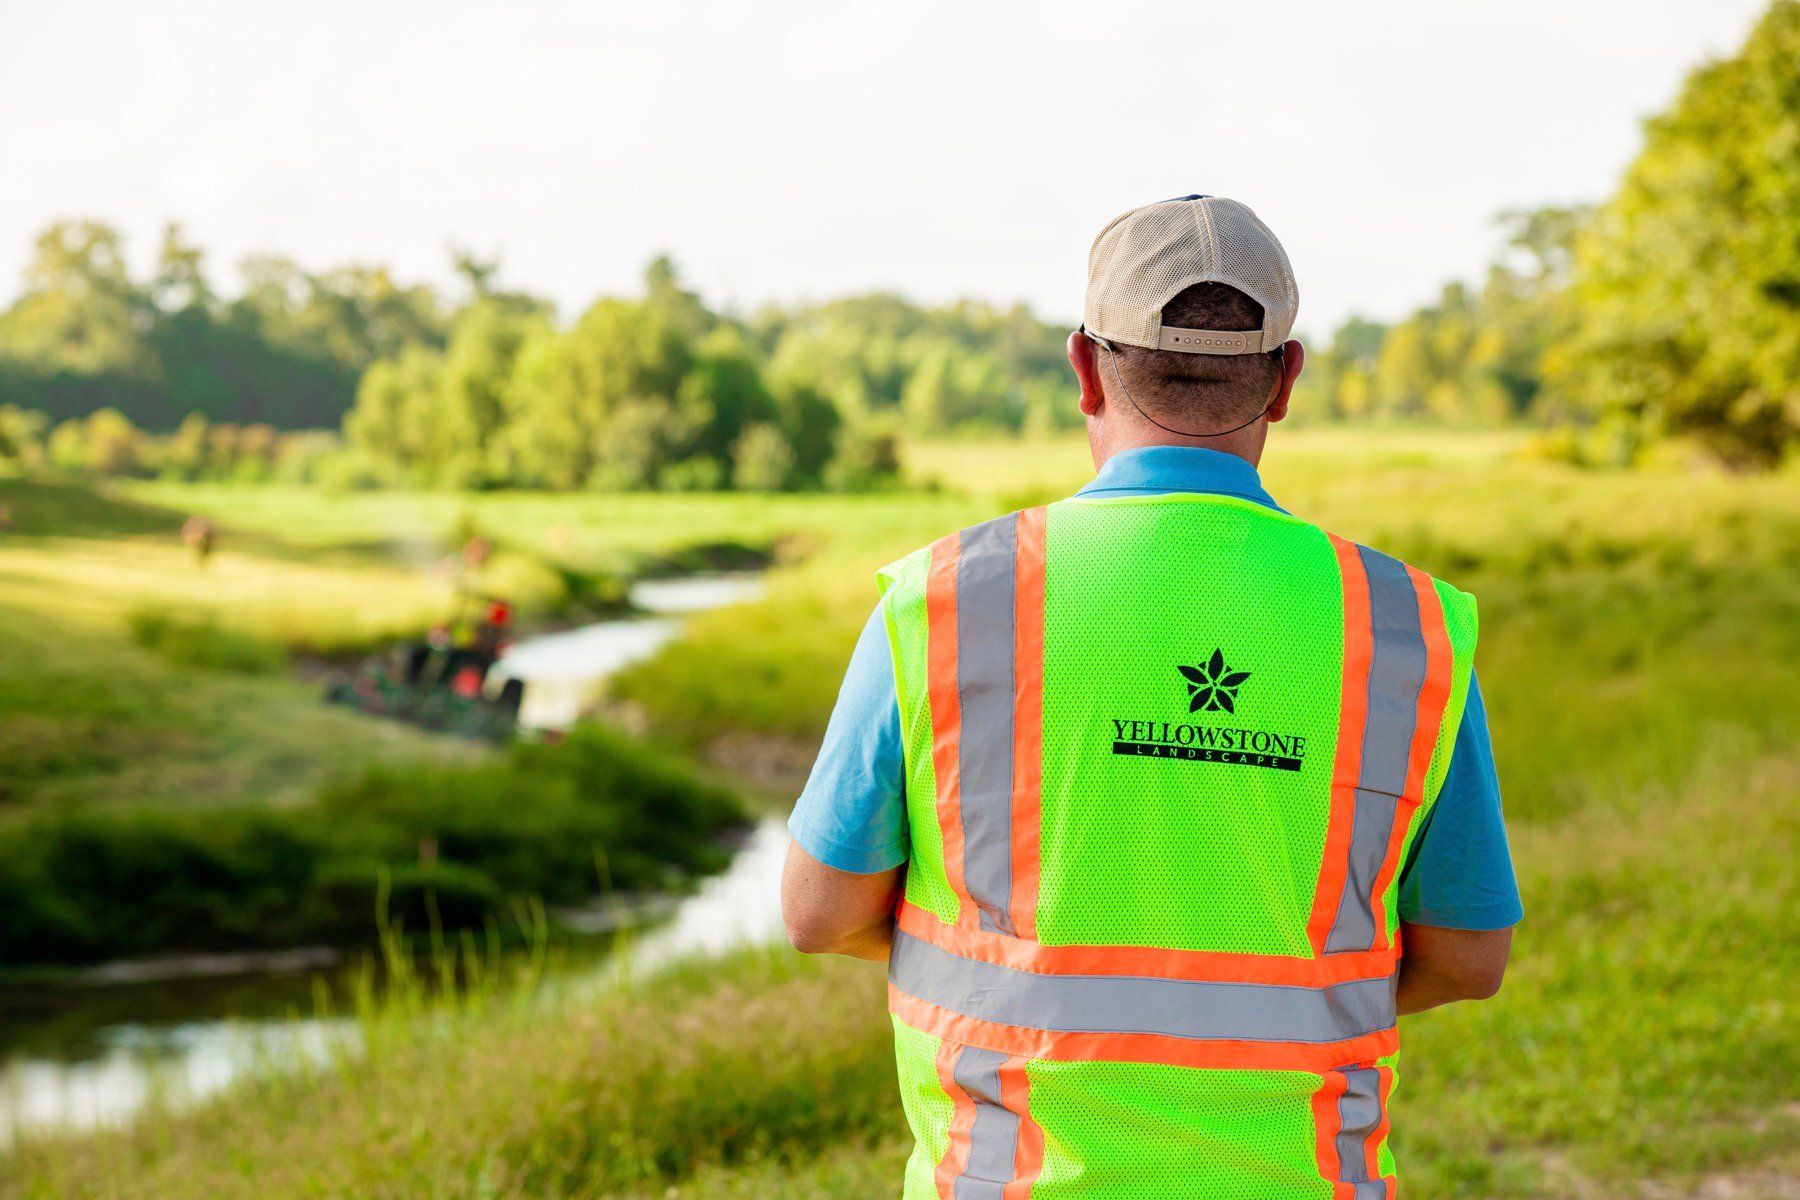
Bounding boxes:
0 573 790 1148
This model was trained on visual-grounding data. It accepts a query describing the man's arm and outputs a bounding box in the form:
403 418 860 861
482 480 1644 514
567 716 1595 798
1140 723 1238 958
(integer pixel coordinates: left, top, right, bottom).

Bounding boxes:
781 841 903 961
781 602 911 961
1394 674 1522 1013
1396 922 1511 1013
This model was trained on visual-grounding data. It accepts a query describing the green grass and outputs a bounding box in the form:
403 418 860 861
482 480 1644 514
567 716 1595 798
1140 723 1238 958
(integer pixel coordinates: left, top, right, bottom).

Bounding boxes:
0 600 478 814
125 608 286 673
0 476 748 964
0 479 489 817
0 949 898 1200
0 478 627 659
2 431 1797 1195
0 476 774 851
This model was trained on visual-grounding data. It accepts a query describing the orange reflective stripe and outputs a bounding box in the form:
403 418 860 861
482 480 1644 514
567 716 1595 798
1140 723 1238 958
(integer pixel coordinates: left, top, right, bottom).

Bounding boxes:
1309 533 1372 953
896 902 1393 987
890 984 1398 1074
926 532 973 927
998 1053 1043 1200
1008 505 1047 942
1311 1070 1354 1200
1367 567 1454 950
934 1040 976 1198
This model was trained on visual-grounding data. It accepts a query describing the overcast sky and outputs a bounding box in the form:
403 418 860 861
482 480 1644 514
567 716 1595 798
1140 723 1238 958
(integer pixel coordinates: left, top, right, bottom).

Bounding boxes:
0 0 1770 335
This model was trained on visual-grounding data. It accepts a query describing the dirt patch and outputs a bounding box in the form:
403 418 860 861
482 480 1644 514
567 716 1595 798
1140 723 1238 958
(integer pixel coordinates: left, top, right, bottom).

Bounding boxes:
1635 1156 1800 1200
1688 1169 1800 1200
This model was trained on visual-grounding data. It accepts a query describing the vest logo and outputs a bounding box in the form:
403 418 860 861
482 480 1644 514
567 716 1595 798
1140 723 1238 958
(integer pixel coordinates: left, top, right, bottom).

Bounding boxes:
1107 648 1309 773
1179 649 1249 714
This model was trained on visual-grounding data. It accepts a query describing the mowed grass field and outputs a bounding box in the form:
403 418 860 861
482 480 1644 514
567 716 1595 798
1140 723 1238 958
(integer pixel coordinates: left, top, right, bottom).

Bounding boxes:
2 430 1797 1196
0 478 477 813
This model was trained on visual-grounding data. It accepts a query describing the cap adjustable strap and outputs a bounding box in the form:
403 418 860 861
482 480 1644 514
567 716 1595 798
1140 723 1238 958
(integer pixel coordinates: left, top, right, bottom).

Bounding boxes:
1157 326 1269 355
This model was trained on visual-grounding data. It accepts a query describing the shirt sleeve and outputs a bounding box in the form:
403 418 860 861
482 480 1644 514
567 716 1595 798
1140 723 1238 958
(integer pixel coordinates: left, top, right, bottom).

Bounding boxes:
1395 674 1524 930
786 602 910 874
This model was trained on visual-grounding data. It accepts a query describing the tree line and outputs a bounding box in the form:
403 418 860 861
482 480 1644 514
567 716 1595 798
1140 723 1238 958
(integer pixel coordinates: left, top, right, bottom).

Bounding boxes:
0 233 1082 489
0 0 1794 481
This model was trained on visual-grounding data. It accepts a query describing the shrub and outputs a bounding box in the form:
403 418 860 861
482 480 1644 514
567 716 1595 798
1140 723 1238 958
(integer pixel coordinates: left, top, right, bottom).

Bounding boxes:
732 422 798 491
0 724 746 965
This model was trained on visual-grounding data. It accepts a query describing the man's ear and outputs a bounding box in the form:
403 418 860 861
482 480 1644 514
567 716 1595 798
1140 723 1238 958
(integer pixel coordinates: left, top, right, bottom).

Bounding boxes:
1069 331 1106 417
1265 339 1305 424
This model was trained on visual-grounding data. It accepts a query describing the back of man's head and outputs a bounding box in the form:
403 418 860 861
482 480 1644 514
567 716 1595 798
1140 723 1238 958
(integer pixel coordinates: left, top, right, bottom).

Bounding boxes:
1081 197 1298 439
1102 282 1282 433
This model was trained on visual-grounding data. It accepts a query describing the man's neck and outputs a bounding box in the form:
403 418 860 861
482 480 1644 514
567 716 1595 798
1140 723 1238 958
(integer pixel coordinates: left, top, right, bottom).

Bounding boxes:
1090 430 1267 474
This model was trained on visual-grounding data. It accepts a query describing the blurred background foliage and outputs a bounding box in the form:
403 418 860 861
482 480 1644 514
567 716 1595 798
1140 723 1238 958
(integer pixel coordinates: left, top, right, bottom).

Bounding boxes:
2 2 1797 484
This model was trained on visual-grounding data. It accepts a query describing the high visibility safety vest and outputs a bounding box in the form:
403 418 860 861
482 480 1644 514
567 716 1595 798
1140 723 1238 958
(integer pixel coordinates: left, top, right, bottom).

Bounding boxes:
876 492 1478 1199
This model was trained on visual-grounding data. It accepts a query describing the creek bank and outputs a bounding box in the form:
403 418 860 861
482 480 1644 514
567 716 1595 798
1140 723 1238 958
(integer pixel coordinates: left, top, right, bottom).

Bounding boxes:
0 574 768 972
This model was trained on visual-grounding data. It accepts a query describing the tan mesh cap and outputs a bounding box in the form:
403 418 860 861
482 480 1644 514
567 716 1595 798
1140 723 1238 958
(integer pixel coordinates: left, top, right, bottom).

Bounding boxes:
1083 195 1299 355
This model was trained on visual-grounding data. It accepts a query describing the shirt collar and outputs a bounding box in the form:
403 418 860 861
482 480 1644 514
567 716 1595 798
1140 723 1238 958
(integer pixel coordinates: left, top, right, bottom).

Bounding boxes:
1074 446 1283 512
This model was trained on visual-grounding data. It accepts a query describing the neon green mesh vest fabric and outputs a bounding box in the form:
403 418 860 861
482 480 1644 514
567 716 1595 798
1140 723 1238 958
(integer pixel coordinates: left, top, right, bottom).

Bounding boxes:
875 494 1477 1199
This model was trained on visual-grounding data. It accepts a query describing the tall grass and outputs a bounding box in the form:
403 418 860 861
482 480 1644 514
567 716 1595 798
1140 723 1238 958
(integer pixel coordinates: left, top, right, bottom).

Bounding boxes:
0 725 745 965
8 732 1794 1199
0 949 897 1200
125 608 286 673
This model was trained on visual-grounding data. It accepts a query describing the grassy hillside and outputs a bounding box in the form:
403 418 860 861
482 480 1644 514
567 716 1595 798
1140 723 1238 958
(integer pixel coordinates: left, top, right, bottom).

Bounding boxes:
0 477 746 964
3 430 1795 1196
0 472 714 816
0 478 478 815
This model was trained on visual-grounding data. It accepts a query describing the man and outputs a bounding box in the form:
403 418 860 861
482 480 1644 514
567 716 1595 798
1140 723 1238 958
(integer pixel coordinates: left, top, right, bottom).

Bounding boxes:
782 196 1521 1198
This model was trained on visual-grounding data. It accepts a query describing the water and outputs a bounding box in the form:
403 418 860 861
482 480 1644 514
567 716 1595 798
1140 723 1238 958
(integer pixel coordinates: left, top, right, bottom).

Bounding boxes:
0 573 788 1147
492 574 764 730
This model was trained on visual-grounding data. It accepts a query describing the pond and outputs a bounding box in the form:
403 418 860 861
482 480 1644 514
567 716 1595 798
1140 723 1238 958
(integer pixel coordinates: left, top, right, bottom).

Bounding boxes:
0 573 791 1147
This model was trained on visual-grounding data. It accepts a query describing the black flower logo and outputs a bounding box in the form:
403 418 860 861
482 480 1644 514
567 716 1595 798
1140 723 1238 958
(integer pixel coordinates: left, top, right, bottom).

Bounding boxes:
1179 650 1251 714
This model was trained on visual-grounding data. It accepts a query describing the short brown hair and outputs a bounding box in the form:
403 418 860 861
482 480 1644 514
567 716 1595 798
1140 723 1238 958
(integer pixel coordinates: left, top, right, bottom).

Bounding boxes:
1102 282 1282 431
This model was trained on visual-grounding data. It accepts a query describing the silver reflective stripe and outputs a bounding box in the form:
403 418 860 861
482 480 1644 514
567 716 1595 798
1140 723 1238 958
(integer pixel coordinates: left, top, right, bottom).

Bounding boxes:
890 930 1397 1044
1325 545 1428 954
1334 1066 1387 1198
955 513 1020 936
951 1046 1019 1199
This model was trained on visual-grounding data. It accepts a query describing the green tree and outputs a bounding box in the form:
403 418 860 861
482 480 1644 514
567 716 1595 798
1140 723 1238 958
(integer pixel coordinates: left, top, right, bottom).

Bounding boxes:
1558 0 1800 466
677 327 778 473
644 255 714 340
437 302 544 486
152 223 213 315
497 298 692 490
768 378 841 486
0 404 49 467
731 422 796 490
1370 318 1435 417
0 221 152 378
343 343 442 482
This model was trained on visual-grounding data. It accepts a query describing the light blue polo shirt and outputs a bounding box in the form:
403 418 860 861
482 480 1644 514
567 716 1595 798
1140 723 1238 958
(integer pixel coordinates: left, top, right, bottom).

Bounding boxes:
790 446 1523 931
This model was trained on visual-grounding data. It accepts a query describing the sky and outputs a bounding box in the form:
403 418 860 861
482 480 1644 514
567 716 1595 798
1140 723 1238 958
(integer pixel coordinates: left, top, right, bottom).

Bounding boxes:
0 0 1772 336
